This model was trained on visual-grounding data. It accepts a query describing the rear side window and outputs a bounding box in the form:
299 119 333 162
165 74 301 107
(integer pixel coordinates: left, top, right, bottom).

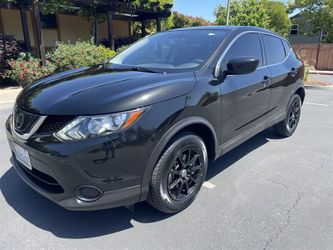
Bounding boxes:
263 35 285 65
224 33 263 67
282 39 291 55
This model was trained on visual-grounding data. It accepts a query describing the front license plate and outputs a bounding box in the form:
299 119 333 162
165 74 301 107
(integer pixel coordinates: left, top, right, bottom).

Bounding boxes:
13 142 32 170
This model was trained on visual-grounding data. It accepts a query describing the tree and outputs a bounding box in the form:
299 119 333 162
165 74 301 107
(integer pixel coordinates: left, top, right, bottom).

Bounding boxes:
215 0 290 37
215 0 270 28
172 11 211 29
288 0 333 42
263 0 291 37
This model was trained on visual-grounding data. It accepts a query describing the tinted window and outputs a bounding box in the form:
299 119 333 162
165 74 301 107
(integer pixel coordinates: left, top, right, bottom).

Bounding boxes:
110 30 229 72
282 39 291 55
223 33 263 67
263 35 285 65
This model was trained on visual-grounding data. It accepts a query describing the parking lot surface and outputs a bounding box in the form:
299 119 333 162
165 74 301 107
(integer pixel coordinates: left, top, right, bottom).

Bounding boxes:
0 88 332 250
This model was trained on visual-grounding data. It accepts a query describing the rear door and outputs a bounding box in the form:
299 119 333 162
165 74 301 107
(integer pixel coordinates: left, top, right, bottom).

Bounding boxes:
262 34 298 117
219 32 271 146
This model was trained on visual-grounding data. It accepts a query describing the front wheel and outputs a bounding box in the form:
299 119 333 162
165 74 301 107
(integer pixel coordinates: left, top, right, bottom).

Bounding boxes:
273 94 302 137
147 132 208 214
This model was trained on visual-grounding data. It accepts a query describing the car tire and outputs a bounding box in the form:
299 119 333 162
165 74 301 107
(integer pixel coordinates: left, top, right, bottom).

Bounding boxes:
273 94 302 137
147 132 208 214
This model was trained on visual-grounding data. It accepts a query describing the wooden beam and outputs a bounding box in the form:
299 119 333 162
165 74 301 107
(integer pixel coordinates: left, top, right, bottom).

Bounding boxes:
156 18 161 32
56 14 62 42
32 3 46 65
107 11 115 50
19 6 31 51
141 20 147 38
128 20 132 37
0 9 4 34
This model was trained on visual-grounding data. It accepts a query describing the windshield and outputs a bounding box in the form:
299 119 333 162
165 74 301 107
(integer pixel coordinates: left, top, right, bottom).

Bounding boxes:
110 29 229 73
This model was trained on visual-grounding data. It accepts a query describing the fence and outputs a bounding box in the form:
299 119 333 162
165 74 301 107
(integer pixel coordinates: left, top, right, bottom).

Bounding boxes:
293 43 333 70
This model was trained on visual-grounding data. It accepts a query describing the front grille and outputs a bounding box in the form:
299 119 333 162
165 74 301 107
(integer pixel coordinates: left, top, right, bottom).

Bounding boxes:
14 156 64 193
36 116 74 134
13 107 39 135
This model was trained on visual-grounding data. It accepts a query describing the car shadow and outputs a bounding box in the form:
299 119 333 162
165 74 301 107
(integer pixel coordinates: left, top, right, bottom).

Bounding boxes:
206 127 279 180
0 128 279 239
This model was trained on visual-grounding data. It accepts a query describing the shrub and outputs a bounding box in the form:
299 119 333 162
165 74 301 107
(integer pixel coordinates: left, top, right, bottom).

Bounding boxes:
0 34 22 79
5 52 55 87
116 44 131 54
48 41 116 71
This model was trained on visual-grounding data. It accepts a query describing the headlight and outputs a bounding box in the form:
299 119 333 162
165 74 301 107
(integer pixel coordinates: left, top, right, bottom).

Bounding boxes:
55 108 147 141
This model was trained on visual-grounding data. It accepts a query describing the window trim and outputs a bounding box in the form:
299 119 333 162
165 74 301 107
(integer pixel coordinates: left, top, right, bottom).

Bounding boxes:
215 31 292 77
290 24 299 35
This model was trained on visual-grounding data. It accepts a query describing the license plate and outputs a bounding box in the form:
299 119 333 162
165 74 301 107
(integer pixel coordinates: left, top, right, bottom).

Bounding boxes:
13 142 32 170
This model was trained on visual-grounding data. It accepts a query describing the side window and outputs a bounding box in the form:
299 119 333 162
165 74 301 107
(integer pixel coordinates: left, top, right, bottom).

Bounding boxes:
282 39 291 56
223 33 263 67
263 35 285 65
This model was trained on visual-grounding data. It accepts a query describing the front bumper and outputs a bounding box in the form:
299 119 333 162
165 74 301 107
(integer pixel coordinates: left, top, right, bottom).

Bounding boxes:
6 115 153 211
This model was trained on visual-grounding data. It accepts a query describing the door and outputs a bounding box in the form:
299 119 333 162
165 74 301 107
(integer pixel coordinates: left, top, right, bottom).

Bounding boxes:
262 34 299 117
218 32 271 146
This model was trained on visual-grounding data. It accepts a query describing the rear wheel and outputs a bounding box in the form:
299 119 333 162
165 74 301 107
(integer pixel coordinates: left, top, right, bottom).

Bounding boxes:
273 94 302 137
147 132 208 214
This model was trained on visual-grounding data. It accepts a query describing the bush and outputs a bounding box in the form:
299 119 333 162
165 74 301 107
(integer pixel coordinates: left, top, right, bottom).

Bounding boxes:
116 44 131 54
5 52 55 87
48 41 116 71
0 34 22 79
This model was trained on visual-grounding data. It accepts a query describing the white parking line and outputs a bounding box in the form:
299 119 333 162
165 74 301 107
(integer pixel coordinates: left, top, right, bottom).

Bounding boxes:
0 101 14 105
304 102 329 107
203 181 216 189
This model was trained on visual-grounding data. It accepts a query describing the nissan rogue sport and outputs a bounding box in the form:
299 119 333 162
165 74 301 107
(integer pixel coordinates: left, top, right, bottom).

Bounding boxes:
6 26 305 213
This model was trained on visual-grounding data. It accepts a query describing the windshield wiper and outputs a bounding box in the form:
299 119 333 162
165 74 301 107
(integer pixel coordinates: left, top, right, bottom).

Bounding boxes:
130 67 160 73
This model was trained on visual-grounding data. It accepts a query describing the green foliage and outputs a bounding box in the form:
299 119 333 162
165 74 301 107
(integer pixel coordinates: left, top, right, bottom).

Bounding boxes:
0 34 22 79
5 52 55 86
116 44 131 54
263 0 291 37
215 0 270 27
172 11 211 29
215 0 290 36
48 41 116 72
5 42 116 85
288 0 333 42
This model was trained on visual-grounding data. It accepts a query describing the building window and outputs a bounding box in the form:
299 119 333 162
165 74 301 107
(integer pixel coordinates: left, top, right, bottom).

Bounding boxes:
41 14 57 29
290 24 298 35
321 31 328 42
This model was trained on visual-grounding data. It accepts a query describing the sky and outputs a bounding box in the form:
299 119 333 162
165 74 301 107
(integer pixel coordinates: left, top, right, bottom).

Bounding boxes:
172 0 225 22
172 0 289 22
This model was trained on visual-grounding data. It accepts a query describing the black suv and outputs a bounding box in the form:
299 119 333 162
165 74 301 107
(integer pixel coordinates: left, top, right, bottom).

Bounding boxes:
6 26 305 213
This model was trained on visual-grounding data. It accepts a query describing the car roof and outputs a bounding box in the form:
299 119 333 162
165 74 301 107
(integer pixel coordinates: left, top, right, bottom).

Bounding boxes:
170 25 277 36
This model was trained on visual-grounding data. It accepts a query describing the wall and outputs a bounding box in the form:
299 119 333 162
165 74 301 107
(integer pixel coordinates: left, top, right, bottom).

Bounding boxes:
0 8 131 49
0 8 58 47
98 19 130 41
57 14 91 42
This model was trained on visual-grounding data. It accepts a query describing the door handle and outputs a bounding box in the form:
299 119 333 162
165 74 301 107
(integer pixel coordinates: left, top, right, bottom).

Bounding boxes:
262 76 271 87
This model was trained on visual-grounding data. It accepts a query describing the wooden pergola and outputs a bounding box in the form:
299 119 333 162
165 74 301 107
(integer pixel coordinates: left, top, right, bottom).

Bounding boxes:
4 0 172 65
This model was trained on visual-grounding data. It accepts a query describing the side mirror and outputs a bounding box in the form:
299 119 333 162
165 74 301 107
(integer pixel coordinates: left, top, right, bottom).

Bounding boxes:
226 57 259 75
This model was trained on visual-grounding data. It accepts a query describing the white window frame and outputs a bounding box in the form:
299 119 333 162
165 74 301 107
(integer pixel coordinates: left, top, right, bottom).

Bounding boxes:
290 24 299 35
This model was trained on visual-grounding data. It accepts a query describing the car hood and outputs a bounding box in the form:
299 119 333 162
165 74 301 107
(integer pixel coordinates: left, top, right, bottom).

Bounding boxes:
16 66 196 115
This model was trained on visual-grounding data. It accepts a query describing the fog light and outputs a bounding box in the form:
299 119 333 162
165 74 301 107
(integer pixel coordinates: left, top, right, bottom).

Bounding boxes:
75 185 103 202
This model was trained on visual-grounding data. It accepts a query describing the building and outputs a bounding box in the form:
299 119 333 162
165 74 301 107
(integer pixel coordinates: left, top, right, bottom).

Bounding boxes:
289 13 327 44
0 0 172 63
0 7 132 50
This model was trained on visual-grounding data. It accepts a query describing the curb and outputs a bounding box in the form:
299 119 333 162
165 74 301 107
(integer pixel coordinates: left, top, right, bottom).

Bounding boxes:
309 70 333 75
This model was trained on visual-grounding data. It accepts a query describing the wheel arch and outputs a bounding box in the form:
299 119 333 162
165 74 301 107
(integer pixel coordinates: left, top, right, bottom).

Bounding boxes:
295 86 305 104
139 116 218 201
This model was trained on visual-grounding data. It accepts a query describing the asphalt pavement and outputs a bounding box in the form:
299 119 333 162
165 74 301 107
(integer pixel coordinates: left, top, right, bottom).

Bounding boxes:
0 87 332 250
